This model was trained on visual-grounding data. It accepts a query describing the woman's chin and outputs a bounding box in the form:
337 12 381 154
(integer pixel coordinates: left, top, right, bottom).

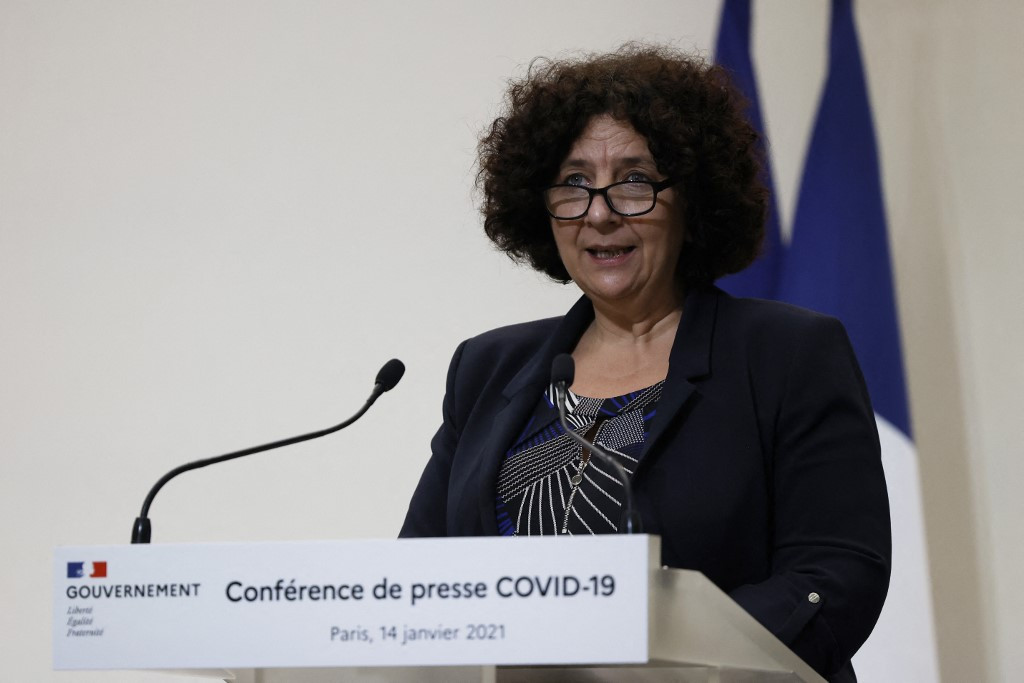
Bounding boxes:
578 279 654 308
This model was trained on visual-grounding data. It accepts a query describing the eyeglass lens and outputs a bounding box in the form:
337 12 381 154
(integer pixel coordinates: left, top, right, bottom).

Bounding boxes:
545 182 658 219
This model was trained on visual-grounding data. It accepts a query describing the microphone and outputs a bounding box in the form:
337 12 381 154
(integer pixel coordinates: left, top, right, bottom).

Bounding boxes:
375 358 405 393
130 358 406 544
550 353 642 534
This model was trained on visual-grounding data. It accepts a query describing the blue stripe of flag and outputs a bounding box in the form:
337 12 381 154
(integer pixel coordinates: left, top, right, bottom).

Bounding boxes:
776 0 911 435
714 0 784 299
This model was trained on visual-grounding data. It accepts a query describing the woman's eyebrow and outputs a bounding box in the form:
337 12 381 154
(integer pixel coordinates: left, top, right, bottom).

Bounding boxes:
557 158 592 170
614 156 656 167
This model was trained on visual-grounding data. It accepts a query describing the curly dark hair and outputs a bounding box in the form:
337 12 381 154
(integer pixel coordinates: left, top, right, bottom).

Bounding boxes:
477 44 768 288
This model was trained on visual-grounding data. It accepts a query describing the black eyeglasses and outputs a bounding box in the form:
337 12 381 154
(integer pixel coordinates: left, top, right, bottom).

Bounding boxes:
542 178 679 220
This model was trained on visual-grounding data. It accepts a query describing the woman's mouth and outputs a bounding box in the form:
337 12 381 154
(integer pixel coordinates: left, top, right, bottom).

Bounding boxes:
587 246 636 261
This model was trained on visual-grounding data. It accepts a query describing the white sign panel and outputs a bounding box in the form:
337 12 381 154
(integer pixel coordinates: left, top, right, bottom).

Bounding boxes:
54 535 656 670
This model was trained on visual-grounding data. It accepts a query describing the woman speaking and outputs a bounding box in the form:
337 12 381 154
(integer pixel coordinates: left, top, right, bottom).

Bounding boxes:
400 45 890 683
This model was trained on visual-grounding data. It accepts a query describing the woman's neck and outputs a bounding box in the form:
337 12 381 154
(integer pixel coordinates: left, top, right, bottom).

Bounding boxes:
569 295 684 398
587 294 683 347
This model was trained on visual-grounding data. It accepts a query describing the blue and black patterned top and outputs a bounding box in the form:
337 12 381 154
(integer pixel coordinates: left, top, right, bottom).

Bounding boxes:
495 380 664 535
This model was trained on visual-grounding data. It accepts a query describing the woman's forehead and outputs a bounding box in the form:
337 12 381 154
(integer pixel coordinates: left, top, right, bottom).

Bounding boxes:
561 116 654 168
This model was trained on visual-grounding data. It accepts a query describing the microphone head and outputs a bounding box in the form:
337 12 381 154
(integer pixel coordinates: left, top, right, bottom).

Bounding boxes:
550 353 575 387
375 358 406 392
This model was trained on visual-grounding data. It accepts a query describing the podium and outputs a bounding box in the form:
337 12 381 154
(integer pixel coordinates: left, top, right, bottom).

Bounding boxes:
53 536 824 682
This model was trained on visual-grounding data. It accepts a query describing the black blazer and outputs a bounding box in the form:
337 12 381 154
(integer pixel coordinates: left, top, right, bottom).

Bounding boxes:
401 287 890 682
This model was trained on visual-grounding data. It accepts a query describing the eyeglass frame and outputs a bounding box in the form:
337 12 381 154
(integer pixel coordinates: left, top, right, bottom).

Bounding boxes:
541 177 681 220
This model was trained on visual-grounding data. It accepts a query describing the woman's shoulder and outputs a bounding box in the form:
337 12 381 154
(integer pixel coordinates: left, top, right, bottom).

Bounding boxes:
436 315 568 414
709 290 867 398
706 290 859 379
714 289 848 341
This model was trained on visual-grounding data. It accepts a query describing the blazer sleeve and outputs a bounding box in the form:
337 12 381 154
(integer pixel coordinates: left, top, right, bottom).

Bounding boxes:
728 315 891 679
398 340 466 538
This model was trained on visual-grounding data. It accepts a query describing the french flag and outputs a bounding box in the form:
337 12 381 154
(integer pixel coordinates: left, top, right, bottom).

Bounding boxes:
66 561 107 578
715 1 939 680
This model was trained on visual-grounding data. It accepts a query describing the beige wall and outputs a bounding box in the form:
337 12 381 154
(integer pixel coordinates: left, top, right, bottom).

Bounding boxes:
858 3 1024 680
1 1 1020 680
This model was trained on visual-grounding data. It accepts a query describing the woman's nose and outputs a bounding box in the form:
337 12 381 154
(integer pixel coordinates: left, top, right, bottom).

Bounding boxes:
585 192 620 228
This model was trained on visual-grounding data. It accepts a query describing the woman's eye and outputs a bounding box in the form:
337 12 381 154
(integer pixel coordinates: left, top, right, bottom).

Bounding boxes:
625 171 652 183
564 173 588 186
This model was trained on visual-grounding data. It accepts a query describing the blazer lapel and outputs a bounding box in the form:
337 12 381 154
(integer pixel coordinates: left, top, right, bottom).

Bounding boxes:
471 289 719 529
475 296 596 534
639 287 719 469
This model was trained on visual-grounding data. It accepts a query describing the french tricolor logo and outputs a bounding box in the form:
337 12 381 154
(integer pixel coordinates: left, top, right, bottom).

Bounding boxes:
67 561 107 579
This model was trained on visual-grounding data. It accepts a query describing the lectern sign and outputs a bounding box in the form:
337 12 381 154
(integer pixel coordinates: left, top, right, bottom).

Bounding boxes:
53 535 656 670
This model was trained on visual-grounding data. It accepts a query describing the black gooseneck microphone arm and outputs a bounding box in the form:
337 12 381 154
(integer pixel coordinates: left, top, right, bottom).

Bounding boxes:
130 359 405 544
550 354 642 534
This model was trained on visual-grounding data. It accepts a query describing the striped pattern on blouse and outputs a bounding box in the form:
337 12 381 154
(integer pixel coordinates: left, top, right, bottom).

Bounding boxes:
494 380 664 536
